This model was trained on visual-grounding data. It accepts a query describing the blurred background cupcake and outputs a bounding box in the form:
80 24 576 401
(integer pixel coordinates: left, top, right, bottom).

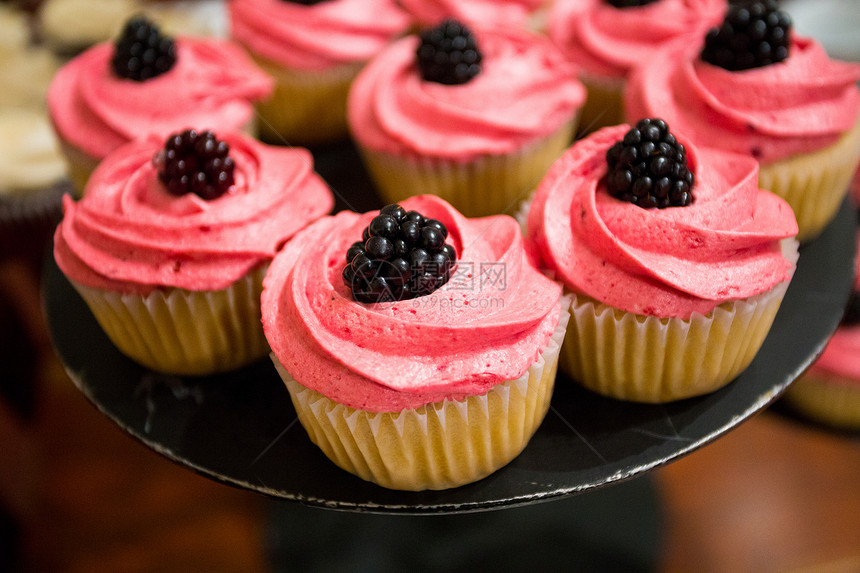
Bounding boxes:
547 0 726 135
38 0 228 56
348 19 584 217
229 0 410 145
783 230 860 430
0 3 68 265
47 14 272 193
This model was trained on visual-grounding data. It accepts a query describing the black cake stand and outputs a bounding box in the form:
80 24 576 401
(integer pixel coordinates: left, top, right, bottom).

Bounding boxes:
43 141 857 514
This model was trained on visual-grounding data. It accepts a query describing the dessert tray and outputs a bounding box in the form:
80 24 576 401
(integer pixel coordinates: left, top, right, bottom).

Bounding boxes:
43 142 857 514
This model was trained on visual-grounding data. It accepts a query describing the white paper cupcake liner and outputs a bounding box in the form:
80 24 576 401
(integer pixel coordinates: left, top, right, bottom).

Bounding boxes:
274 298 571 491
561 239 798 402
759 116 860 242
357 119 576 218
70 265 269 375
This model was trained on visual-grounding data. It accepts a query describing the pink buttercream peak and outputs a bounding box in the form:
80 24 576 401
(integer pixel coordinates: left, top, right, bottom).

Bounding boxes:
625 36 860 164
349 27 584 160
548 0 726 79
526 125 798 318
229 0 410 70
54 132 334 294
48 38 273 160
262 195 563 412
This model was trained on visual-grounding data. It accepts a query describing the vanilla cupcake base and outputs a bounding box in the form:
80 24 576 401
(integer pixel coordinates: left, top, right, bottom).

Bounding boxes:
759 117 860 243
274 301 570 491
358 119 576 218
252 57 363 145
70 265 269 375
783 374 860 430
561 241 797 403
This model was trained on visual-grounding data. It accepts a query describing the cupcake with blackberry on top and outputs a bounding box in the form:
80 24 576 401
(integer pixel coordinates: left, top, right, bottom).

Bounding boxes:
53 129 334 375
348 19 585 217
523 119 798 403
396 0 549 32
229 0 410 145
547 0 726 134
47 15 272 194
262 195 569 490
625 0 860 242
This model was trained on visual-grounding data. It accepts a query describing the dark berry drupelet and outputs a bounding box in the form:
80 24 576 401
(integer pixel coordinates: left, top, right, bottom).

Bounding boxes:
416 19 482 85
111 15 177 82
343 204 457 303
606 0 659 8
701 0 792 71
605 118 695 209
154 129 235 200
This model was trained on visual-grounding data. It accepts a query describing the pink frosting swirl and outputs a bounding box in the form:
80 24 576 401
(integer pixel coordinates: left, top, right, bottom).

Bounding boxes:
54 132 334 295
626 37 860 164
526 125 798 319
262 195 563 412
396 0 545 29
811 326 860 383
348 28 585 160
229 0 410 70
548 0 726 80
48 38 273 161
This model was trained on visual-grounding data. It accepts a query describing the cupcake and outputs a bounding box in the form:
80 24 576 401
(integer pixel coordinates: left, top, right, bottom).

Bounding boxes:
348 20 585 218
261 195 568 490
783 230 860 430
0 108 69 262
39 0 229 56
47 15 272 193
53 129 334 375
625 1 860 242
396 0 549 32
547 0 726 134
229 0 410 145
523 120 799 403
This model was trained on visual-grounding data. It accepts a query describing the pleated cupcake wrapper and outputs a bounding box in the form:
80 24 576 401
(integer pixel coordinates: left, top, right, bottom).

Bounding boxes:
561 239 797 403
275 298 570 491
578 74 625 137
252 56 362 146
70 265 269 376
759 117 860 243
358 118 576 218
783 373 860 430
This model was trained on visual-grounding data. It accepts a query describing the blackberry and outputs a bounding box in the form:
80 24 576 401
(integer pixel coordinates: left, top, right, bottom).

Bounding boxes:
606 0 659 7
111 16 177 82
700 0 792 71
343 204 457 303
605 118 695 209
416 19 482 85
154 129 235 200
